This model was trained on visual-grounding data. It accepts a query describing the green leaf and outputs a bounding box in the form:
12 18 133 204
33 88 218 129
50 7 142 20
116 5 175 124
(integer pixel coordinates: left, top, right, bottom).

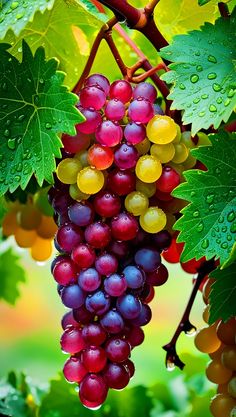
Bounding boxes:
173 131 236 265
4 0 104 89
69 0 107 22
160 15 236 135
209 262 236 323
0 247 26 304
0 41 83 195
198 0 211 4
0 196 7 225
154 0 217 43
0 0 55 39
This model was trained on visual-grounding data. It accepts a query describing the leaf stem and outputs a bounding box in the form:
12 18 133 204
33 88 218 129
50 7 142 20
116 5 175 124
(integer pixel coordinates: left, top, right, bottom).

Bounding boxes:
162 259 216 370
218 2 230 18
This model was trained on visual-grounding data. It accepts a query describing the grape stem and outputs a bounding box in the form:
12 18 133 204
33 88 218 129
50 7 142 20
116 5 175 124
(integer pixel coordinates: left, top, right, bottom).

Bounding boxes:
218 2 230 18
162 259 216 370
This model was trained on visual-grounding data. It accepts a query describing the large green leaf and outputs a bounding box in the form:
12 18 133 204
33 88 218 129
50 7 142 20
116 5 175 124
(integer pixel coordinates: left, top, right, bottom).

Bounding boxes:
0 0 55 39
209 262 236 323
173 132 236 266
0 247 26 304
154 0 217 43
0 41 82 195
3 0 104 88
160 15 236 135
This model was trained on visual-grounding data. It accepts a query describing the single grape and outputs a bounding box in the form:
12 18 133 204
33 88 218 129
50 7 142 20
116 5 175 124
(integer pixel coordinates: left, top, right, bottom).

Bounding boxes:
100 310 125 333
217 319 236 345
85 290 111 315
123 265 145 289
140 206 167 233
133 82 157 103
135 155 162 183
81 346 107 373
62 130 91 154
63 356 87 383
108 169 136 196
206 359 233 384
194 326 221 354
68 201 94 227
126 325 145 347
94 191 121 218
147 264 169 286
125 191 149 216
72 244 96 269
79 374 108 405
104 273 127 297
84 73 110 95
210 394 236 417
162 236 182 263
221 346 236 371
88 144 114 170
114 143 138 170
80 86 106 110
77 108 102 134
103 363 130 390
136 179 156 198
85 222 111 249
95 120 123 147
105 337 131 362
128 98 154 123
95 253 118 276
109 79 133 103
53 257 78 285
156 166 180 194
61 310 80 330
150 143 175 163
18 204 42 230
111 212 139 241
123 359 135 377
30 237 53 262
109 240 130 259
37 216 57 239
56 158 82 184
147 115 177 144
73 305 95 325
117 294 141 319
74 149 89 167
69 183 90 201
15 228 37 248
134 247 161 272
78 268 101 292
135 137 151 155
228 377 236 398
131 303 152 326
56 223 83 253
60 327 86 354
153 230 172 250
105 98 125 121
172 143 189 164
124 122 146 145
77 166 104 194
61 284 86 309
81 323 107 346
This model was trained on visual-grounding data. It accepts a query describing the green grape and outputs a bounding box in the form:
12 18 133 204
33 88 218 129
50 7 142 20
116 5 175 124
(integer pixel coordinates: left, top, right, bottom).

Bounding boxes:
135 155 162 183
197 132 211 146
221 346 236 371
210 394 236 417
147 115 177 144
34 187 53 216
135 138 151 155
172 143 189 164
172 124 181 143
150 142 175 163
182 153 197 169
125 191 149 216
77 167 104 194
194 326 221 353
75 150 89 167
228 377 236 399
56 158 82 184
180 131 196 148
139 206 166 233
69 183 90 201
206 359 233 384
136 179 156 197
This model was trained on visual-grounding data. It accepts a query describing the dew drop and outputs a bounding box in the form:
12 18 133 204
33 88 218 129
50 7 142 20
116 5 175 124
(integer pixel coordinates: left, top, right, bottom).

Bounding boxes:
198 111 205 117
16 12 24 19
211 230 216 237
7 138 16 150
197 222 204 232
213 83 221 92
11 1 19 9
190 74 199 83
215 167 221 174
221 226 227 232
215 226 220 232
4 129 10 137
209 105 217 112
217 97 223 104
207 55 217 63
195 51 201 57
216 238 221 244
190 191 196 197
207 73 217 80
221 242 228 249
218 216 224 223
201 239 209 249
196 65 203 72
230 223 236 233
201 94 208 99
46 122 52 129
227 211 235 222
193 210 200 218
206 194 214 204
228 89 235 98
14 175 21 182
193 97 200 104
224 98 231 107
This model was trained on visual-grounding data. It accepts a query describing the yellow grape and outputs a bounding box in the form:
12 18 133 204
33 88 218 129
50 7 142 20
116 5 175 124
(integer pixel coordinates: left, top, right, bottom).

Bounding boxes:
172 143 189 164
37 216 58 239
217 318 236 345
75 150 89 167
17 204 42 230
147 115 177 144
135 155 162 183
197 132 212 146
57 158 82 184
172 124 181 144
228 377 236 399
15 227 37 248
31 237 53 261
206 359 233 384
150 143 175 163
69 183 90 201
136 179 156 198
139 206 167 233
221 346 236 371
77 167 104 194
125 191 149 216
202 304 210 323
2 211 18 236
210 394 236 417
180 131 196 148
194 325 221 353
135 138 151 155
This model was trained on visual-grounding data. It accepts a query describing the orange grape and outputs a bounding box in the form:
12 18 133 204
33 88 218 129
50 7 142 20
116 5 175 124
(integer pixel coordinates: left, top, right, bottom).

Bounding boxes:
210 343 226 360
202 305 210 323
206 359 233 384
194 325 221 353
210 394 236 417
202 278 214 304
37 216 58 239
217 319 236 345
15 227 37 248
2 211 18 236
221 346 236 371
31 237 53 261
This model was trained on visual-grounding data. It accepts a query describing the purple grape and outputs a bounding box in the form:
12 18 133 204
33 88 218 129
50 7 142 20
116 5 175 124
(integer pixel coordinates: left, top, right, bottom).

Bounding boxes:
80 86 106 110
60 327 86 354
124 122 146 145
63 356 87 383
128 98 154 123
95 120 123 147
109 80 133 103
105 99 125 121
134 247 161 272
85 291 111 315
104 273 127 297
61 284 86 309
123 265 145 289
117 294 141 319
126 325 144 347
81 323 107 346
68 202 94 227
85 222 111 249
61 310 79 330
153 230 172 250
55 223 83 253
130 303 152 326
84 73 110 95
73 306 95 325
95 253 118 276
100 310 124 333
133 82 157 103
154 103 164 115
105 337 131 362
77 108 102 134
78 268 101 292
103 363 130 389
114 143 138 170
109 240 130 259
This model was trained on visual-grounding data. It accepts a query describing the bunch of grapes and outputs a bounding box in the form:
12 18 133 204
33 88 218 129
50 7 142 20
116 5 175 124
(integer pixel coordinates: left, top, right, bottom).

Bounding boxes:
195 278 236 417
2 187 57 262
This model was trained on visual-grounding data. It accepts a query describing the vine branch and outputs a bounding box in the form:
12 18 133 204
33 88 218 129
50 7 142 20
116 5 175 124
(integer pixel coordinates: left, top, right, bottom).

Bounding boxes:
162 259 216 370
218 2 230 18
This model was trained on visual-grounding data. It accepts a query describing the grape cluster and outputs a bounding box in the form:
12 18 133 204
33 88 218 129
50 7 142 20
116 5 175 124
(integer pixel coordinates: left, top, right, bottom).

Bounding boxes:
195 278 236 417
2 187 57 262
49 74 190 408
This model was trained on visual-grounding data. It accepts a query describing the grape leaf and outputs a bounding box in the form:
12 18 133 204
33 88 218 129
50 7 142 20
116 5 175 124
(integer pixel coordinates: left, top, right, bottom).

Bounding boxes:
209 262 236 323
0 0 55 39
154 0 217 43
69 0 107 22
0 247 26 304
3 0 104 89
160 15 236 135
173 131 236 266
0 41 83 195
